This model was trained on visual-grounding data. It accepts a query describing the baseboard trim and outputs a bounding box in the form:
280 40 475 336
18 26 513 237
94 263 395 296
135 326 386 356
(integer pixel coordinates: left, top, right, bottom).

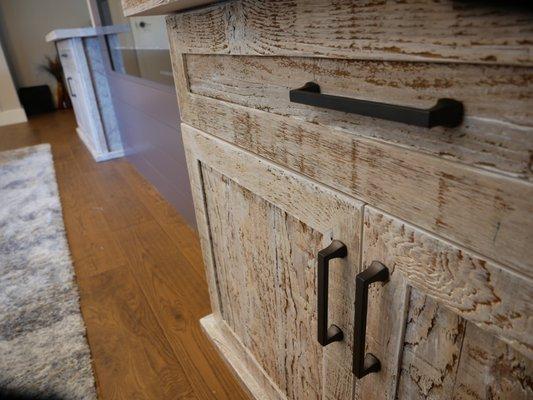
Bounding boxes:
199 314 284 400
76 126 124 162
0 108 27 126
94 148 125 162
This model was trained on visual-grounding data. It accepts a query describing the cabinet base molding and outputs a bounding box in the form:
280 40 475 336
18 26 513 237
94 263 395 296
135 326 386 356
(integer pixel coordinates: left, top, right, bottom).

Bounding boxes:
200 314 285 400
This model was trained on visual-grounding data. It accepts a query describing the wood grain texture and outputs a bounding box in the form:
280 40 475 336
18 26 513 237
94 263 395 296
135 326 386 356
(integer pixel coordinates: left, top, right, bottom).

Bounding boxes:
167 0 533 66
396 290 466 400
162 2 533 397
175 88 533 277
363 207 532 360
359 206 532 400
182 123 363 399
113 220 248 400
78 267 199 400
453 323 533 400
0 111 250 400
186 54 533 180
200 315 285 400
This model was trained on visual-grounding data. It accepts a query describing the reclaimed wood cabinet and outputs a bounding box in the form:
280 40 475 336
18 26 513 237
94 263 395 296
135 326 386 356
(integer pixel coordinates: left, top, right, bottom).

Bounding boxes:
359 208 531 400
182 124 363 399
123 1 533 398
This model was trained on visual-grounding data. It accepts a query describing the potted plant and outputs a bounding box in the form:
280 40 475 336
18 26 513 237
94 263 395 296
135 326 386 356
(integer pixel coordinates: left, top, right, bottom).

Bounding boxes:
39 55 71 109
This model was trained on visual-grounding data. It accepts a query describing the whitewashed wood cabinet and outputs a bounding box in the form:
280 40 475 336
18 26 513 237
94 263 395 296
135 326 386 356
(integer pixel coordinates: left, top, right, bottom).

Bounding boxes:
47 28 125 162
183 125 363 399
124 1 533 398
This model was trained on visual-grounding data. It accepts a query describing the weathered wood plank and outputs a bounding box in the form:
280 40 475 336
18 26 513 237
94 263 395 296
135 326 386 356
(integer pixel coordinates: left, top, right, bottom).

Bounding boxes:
182 123 363 399
362 207 532 360
167 0 533 66
176 90 533 276
201 164 286 390
182 129 224 317
200 314 285 400
187 54 533 127
396 290 467 399
452 323 533 399
186 54 533 179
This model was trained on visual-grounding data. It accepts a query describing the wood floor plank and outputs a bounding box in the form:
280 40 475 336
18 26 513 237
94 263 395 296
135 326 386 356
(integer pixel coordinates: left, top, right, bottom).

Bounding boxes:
84 165 154 232
114 220 249 400
116 162 206 274
78 267 198 400
62 203 128 269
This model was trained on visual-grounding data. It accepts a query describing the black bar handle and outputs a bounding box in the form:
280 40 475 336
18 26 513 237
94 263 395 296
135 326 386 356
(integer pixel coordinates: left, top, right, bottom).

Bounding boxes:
289 82 463 128
66 77 76 98
353 261 389 378
317 240 347 346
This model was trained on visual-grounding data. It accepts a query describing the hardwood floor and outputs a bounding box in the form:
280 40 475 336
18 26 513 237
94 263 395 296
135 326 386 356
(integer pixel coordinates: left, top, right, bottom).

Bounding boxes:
0 110 249 400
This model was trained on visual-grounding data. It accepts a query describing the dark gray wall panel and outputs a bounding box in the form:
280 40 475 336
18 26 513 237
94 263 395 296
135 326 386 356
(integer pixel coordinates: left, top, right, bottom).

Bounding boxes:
120 117 193 200
115 100 187 167
107 72 196 229
109 74 178 128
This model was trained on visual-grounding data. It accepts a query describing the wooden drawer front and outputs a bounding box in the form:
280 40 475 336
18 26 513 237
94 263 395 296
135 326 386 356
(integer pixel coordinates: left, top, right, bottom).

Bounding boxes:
183 123 364 399
185 53 533 180
360 207 532 400
167 1 533 278
173 55 533 278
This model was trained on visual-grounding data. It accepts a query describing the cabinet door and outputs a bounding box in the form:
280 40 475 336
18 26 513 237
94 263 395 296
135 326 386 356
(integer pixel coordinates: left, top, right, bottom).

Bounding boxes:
64 74 86 130
183 124 363 400
358 207 532 400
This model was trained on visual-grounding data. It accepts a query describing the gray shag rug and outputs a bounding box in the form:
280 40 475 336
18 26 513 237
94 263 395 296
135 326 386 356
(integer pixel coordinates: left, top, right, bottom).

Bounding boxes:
0 144 97 399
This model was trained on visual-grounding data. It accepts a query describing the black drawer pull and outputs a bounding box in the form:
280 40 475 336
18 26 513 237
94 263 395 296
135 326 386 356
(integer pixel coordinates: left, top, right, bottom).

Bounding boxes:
353 261 389 378
317 240 347 346
289 82 463 128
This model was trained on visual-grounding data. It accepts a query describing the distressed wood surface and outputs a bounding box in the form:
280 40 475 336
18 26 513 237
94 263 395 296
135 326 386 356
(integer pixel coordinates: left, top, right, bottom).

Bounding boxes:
186 54 533 180
167 0 533 66
363 207 532 360
359 207 532 399
165 2 533 398
182 124 363 399
453 323 533 400
200 314 284 400
175 87 533 277
202 169 324 398
395 290 466 400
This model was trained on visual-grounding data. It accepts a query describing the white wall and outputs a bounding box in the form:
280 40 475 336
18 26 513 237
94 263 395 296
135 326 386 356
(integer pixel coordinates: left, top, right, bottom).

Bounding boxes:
130 16 169 50
0 0 91 102
0 41 26 126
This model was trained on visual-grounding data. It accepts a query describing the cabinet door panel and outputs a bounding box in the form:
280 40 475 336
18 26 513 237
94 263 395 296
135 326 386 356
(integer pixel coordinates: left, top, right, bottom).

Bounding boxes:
183 123 363 399
67 75 90 133
359 207 532 400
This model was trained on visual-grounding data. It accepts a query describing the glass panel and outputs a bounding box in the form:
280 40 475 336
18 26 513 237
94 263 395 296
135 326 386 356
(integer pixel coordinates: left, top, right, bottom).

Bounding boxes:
97 0 174 86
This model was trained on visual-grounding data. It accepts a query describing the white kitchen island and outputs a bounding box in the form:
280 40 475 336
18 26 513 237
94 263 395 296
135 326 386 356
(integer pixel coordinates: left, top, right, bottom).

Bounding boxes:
46 25 127 162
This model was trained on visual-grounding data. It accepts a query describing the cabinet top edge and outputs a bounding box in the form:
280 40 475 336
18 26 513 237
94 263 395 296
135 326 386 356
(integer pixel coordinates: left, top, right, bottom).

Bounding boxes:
122 0 222 17
46 24 130 42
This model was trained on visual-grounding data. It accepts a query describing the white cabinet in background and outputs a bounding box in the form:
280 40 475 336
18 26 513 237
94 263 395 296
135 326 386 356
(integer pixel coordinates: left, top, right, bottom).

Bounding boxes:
48 27 125 162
